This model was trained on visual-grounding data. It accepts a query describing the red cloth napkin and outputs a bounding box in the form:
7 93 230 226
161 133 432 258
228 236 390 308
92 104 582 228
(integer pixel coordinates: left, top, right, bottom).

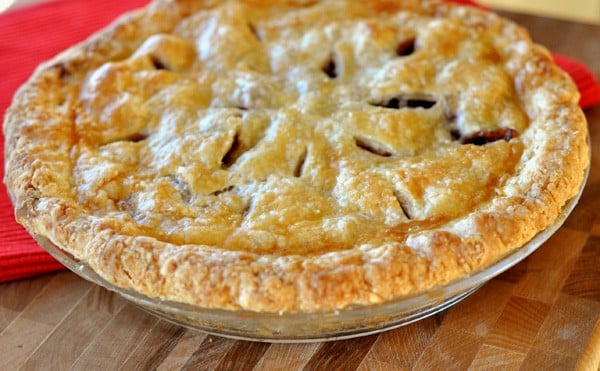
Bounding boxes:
1 0 599 283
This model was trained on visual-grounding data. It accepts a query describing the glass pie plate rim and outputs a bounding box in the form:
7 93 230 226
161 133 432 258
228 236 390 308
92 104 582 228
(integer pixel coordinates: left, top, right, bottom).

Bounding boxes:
33 155 590 343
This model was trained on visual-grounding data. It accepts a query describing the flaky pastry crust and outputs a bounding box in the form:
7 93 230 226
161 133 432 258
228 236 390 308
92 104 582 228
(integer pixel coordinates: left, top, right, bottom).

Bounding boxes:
4 0 589 312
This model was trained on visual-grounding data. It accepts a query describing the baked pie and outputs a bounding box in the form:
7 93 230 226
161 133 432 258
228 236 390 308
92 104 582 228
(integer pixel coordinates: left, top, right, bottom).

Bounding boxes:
4 0 589 313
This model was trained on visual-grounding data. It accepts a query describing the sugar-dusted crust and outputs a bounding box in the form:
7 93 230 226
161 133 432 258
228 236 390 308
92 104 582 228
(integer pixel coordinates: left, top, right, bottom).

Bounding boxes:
4 0 589 312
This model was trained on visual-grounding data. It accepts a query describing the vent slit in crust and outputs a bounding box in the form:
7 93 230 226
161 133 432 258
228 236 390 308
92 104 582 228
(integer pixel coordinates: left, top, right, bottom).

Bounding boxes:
396 38 416 56
405 98 436 109
242 199 253 219
125 133 148 142
150 55 169 70
371 97 401 109
369 94 437 110
294 147 308 177
222 132 242 168
211 185 235 196
450 129 461 141
460 128 519 145
394 190 412 220
355 136 393 157
101 132 148 147
322 56 337 78
248 23 261 41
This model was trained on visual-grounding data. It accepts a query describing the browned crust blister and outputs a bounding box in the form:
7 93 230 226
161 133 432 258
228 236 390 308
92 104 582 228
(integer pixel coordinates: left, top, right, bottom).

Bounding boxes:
3 0 589 313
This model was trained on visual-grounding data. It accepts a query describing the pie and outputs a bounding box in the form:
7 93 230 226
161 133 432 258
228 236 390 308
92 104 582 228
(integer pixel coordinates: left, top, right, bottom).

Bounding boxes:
3 0 589 313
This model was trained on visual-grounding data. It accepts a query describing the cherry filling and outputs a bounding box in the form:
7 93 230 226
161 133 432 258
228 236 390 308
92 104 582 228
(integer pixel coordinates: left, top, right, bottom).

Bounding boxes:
211 185 236 196
150 55 169 70
460 128 518 145
375 97 401 109
396 38 416 57
322 58 337 78
125 133 148 142
369 95 437 110
405 99 436 109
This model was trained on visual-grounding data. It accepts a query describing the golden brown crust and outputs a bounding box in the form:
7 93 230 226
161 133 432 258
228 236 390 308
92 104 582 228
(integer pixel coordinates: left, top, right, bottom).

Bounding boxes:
4 0 589 312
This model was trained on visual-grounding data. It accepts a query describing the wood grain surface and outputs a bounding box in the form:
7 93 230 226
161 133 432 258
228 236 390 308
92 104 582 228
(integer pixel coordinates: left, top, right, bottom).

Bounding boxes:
1 10 600 371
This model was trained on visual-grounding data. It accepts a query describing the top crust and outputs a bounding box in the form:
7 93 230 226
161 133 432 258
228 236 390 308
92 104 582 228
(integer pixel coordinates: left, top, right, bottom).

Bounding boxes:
3 0 589 312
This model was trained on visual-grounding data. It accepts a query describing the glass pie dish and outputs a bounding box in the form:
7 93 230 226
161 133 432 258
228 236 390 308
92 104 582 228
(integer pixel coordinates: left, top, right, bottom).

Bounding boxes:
31 147 589 343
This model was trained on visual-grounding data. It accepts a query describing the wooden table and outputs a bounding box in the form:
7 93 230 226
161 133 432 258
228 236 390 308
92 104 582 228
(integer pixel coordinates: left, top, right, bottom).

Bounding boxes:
1 9 599 371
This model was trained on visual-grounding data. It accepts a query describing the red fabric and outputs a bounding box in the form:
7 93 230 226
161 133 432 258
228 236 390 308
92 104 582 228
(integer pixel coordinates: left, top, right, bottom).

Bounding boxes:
1 0 599 283
552 53 600 110
449 0 488 9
